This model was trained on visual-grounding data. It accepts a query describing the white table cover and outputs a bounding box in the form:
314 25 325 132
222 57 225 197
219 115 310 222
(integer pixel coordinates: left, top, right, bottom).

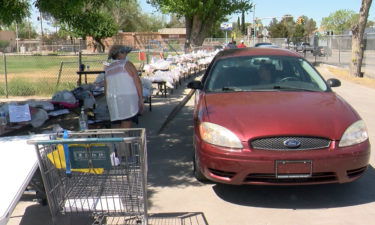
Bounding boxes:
0 134 49 225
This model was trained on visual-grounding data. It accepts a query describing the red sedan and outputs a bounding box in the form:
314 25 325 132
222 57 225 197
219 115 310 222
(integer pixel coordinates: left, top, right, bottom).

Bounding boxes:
188 48 370 185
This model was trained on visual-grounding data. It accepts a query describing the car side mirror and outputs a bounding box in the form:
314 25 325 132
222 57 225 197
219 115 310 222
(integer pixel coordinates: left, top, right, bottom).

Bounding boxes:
327 78 341 88
187 81 203 90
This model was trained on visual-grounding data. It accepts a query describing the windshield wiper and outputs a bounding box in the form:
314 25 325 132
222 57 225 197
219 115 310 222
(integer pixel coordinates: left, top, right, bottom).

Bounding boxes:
272 85 317 92
222 86 243 92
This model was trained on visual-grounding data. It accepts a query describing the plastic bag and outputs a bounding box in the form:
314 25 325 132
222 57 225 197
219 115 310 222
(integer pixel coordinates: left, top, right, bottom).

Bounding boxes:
30 108 49 128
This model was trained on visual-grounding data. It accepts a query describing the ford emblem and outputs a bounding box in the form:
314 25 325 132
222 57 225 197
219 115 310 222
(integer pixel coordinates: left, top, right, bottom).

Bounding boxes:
283 139 301 148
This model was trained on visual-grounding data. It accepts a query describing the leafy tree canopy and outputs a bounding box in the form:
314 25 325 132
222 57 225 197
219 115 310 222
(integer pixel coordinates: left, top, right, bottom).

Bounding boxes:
35 0 118 51
148 0 253 45
321 9 358 34
106 0 165 32
3 21 38 39
0 0 29 25
268 15 316 42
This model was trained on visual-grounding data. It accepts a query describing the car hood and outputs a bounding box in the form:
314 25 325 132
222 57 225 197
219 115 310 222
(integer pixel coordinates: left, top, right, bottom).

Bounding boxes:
202 91 360 141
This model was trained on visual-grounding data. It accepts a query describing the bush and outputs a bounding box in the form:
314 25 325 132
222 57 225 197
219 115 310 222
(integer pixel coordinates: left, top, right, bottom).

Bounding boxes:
0 40 10 50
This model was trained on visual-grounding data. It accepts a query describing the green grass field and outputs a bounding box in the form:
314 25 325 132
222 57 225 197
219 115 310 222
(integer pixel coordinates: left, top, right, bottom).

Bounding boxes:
0 53 143 97
1 53 141 74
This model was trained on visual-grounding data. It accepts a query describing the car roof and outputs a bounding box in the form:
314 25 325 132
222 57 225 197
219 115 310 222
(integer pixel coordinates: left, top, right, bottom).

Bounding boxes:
254 42 272 47
214 47 302 60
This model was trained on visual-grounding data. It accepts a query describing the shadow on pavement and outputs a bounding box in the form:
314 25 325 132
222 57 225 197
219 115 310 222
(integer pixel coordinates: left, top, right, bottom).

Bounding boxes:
147 212 209 225
213 165 375 209
146 105 201 188
18 200 209 225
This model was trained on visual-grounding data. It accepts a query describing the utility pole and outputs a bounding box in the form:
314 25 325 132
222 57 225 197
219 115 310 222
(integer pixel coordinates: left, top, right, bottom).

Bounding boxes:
252 4 256 46
38 11 44 53
39 11 44 39
15 23 19 53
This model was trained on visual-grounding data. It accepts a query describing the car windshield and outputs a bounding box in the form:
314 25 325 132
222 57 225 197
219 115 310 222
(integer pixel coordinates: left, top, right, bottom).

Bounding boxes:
205 55 328 92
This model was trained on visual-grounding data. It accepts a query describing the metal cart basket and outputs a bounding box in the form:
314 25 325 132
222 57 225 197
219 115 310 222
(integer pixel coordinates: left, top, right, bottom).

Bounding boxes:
28 128 147 225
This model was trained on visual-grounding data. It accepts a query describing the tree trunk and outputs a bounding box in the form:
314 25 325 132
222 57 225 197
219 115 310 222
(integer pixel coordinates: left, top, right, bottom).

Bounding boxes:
190 14 204 46
241 11 246 35
185 14 213 46
350 0 372 77
185 16 193 44
94 37 105 52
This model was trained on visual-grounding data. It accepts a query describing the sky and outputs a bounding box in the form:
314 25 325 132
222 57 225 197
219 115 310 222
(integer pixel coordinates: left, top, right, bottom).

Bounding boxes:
31 0 375 34
138 0 375 26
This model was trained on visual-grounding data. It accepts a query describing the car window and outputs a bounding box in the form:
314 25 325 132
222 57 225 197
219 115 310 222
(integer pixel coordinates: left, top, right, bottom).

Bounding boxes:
205 56 328 92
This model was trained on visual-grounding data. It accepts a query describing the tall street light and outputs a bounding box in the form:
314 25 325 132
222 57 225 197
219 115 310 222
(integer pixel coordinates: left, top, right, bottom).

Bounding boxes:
252 4 256 45
15 23 19 53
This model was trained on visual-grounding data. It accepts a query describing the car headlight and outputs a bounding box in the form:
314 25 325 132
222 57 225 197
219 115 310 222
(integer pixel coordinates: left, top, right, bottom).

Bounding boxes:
199 122 243 149
339 120 369 147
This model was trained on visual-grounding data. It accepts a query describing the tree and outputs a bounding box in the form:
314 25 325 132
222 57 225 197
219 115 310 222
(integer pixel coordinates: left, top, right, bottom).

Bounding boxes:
237 0 252 35
71 12 118 51
350 0 373 77
4 21 38 39
304 18 317 38
241 10 246 35
167 14 185 28
268 17 289 38
35 0 118 52
267 15 316 42
321 10 358 34
0 0 29 25
148 0 253 46
107 0 165 32
294 23 305 41
0 40 10 51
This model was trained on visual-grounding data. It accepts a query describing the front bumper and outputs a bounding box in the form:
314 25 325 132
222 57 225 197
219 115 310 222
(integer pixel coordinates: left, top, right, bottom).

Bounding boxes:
195 139 371 185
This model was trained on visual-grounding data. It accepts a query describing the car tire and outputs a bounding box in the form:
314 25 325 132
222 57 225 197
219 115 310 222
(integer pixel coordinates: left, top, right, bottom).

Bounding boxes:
193 151 209 182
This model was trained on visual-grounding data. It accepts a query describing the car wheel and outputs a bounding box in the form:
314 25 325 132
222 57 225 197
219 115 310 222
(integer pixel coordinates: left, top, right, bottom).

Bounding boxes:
193 150 208 182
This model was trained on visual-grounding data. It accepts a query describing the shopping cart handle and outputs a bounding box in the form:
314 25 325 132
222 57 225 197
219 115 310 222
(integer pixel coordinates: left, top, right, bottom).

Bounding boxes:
63 130 72 177
27 137 139 145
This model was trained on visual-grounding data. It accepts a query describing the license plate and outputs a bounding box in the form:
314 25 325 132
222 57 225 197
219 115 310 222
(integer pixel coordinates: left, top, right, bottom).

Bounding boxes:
275 160 312 179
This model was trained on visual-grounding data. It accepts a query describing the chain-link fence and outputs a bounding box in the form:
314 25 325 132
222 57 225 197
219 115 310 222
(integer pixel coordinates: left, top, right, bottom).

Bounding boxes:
204 34 375 79
296 34 375 79
3 34 374 98
0 53 77 97
0 52 145 98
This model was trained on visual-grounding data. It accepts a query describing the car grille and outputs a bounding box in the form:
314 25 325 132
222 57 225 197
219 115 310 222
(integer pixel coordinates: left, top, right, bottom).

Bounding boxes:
250 136 331 150
244 172 337 183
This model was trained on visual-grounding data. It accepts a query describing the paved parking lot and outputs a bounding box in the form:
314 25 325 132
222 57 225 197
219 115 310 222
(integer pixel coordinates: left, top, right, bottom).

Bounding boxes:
8 65 375 225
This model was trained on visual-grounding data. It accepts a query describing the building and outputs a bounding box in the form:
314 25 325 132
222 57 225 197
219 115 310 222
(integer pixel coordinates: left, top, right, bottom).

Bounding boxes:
86 29 187 52
0 31 16 52
157 28 186 39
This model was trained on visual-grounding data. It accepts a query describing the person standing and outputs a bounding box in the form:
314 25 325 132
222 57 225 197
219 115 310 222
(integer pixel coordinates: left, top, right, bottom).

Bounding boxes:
105 45 144 128
237 40 247 48
225 41 237 49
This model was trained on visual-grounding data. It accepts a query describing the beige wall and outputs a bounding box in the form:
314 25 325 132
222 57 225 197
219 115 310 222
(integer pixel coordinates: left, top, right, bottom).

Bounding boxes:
0 31 16 46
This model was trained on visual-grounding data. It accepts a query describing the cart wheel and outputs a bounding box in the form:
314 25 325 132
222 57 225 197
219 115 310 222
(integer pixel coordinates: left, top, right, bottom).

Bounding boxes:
193 151 209 182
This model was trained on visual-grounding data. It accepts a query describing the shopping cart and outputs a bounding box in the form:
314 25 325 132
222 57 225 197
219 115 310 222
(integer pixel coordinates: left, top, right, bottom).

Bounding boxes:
28 128 148 225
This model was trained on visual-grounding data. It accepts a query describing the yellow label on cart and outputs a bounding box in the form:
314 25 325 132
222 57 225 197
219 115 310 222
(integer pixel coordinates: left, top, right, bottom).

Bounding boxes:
47 144 105 174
